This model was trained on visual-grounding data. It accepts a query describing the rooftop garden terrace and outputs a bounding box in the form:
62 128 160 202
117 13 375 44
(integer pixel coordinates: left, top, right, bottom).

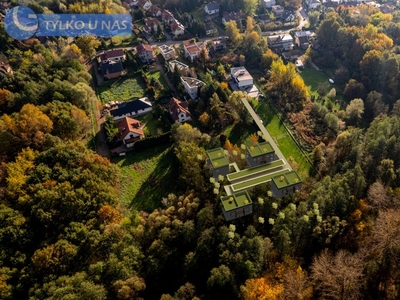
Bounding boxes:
272 170 302 189
206 148 229 169
221 191 252 212
247 141 275 157
231 168 291 192
227 159 285 181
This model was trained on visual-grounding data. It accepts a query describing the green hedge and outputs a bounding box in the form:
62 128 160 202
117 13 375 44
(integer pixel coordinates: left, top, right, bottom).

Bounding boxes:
134 131 172 150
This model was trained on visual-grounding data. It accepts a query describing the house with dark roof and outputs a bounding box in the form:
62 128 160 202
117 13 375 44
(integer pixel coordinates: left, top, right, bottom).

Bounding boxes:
167 97 192 123
294 31 313 49
148 4 162 17
161 9 175 25
267 34 293 52
0 1 12 14
110 97 153 120
137 43 154 63
222 11 245 24
117 117 145 148
170 19 185 36
212 38 226 51
258 14 271 23
143 18 159 34
98 49 126 64
100 61 124 80
205 22 217 35
0 62 12 76
205 1 220 15
379 4 395 14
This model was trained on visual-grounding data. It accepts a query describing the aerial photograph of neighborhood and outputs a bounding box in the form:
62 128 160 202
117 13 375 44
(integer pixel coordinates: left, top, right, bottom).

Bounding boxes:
1 0 400 298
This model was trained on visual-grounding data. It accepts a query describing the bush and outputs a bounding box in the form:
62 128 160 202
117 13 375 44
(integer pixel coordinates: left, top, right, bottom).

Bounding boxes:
133 131 172 151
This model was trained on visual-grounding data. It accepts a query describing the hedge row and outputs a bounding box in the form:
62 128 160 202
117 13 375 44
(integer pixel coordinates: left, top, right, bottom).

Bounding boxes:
134 131 172 150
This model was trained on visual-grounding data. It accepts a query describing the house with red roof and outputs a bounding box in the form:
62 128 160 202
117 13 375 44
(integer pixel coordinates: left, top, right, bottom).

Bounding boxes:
161 9 175 25
148 5 162 17
97 49 126 64
136 43 155 63
170 19 185 37
182 39 203 62
143 18 159 34
117 117 146 148
167 97 192 123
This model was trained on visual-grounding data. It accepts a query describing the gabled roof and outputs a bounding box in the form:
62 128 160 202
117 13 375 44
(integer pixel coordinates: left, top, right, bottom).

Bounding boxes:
162 9 174 20
206 1 220 10
168 97 191 122
137 43 153 54
183 39 201 54
99 49 125 61
100 61 123 75
117 117 145 140
170 19 184 32
110 98 152 117
149 5 161 14
223 11 245 22
145 18 159 27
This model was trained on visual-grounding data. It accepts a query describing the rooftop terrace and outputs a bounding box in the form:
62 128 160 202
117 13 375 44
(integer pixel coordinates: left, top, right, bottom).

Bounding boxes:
221 191 252 212
272 170 302 189
231 168 291 192
227 159 284 181
207 148 229 169
247 141 274 157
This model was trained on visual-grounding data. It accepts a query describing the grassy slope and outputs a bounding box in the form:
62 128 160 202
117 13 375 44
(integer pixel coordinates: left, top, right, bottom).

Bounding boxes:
113 144 178 211
97 76 147 103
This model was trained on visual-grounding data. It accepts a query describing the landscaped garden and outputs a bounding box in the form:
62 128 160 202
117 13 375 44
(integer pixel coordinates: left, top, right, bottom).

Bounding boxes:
97 76 147 103
113 144 177 211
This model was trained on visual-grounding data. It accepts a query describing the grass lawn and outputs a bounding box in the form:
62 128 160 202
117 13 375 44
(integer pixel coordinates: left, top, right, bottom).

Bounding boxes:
136 112 166 136
223 122 260 146
97 76 147 103
113 144 178 211
145 70 170 91
254 100 312 176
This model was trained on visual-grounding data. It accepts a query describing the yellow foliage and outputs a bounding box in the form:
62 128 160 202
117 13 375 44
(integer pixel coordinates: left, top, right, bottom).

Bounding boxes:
220 82 228 89
250 133 259 145
241 277 284 300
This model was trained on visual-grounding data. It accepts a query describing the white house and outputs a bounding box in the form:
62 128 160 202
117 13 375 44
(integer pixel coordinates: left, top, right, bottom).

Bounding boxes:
137 0 152 10
167 97 192 123
231 66 253 90
117 117 145 148
267 34 294 52
263 0 276 8
182 39 202 62
308 0 321 9
169 60 189 75
170 19 185 36
136 43 155 63
110 98 153 120
205 1 220 15
159 44 175 61
181 77 205 99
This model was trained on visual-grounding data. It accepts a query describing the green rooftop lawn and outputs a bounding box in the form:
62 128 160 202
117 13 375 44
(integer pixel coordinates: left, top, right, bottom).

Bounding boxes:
231 169 290 192
227 159 285 181
207 148 229 168
97 76 147 103
221 191 252 212
112 144 177 211
272 170 302 189
247 141 274 157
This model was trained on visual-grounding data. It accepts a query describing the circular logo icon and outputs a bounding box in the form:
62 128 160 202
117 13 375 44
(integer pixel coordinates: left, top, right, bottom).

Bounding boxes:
4 6 38 40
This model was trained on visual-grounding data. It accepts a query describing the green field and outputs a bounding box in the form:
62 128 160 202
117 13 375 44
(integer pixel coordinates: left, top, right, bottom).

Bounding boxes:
136 112 166 136
254 101 312 175
97 76 147 103
145 70 170 93
113 145 177 211
232 169 291 191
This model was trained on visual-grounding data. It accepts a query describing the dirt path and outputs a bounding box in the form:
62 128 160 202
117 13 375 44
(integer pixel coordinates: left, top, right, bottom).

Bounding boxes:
153 54 178 95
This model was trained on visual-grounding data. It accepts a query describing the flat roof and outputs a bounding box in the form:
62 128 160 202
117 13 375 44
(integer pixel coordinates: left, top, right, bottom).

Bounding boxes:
231 168 290 192
207 148 229 169
231 67 253 81
181 77 205 88
272 170 302 189
227 159 284 181
247 142 274 157
221 191 252 212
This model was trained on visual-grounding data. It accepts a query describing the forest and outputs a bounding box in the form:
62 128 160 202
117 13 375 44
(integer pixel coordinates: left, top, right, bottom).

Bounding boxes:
0 0 400 299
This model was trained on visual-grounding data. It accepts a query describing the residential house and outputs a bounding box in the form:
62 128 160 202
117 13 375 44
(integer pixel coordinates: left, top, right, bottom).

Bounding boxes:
159 44 175 60
169 60 189 75
281 11 295 22
170 19 185 36
136 0 152 10
0 62 12 76
206 148 230 180
379 4 395 14
246 142 277 167
143 18 159 34
0 1 12 14
205 22 217 35
181 77 205 99
182 39 202 62
161 9 175 25
267 34 293 52
220 191 253 221
100 61 124 80
167 97 192 123
308 0 321 9
271 5 284 17
258 14 271 23
137 43 155 63
117 117 145 148
222 11 245 24
230 66 253 90
110 97 152 120
98 49 126 64
294 31 312 49
124 0 135 8
148 4 162 17
263 0 276 8
205 1 220 15
212 38 226 51
270 170 302 198
282 50 301 62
